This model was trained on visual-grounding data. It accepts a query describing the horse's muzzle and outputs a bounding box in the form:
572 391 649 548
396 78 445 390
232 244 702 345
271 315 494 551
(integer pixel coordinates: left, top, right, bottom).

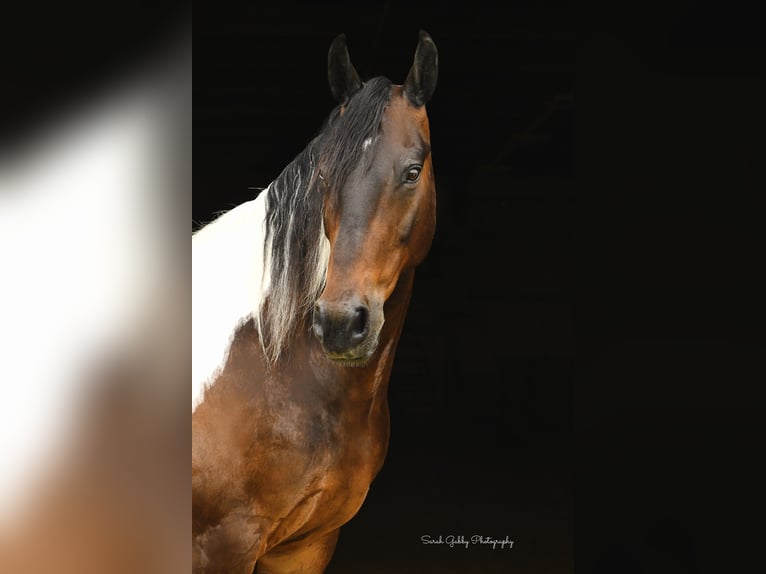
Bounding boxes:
312 298 373 363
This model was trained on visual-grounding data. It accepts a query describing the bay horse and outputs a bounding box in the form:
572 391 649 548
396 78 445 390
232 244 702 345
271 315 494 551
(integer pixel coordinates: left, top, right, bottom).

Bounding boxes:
192 31 438 573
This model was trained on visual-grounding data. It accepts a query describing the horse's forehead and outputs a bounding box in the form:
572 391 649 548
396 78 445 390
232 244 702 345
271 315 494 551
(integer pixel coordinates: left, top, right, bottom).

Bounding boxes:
382 88 430 144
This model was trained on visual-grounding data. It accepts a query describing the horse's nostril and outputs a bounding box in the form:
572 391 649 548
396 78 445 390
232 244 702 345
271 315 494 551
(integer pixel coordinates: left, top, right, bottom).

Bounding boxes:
313 301 369 350
350 306 369 339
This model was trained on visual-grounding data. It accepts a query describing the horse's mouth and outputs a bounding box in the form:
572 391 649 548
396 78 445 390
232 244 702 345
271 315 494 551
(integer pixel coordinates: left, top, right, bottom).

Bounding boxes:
322 342 377 367
328 356 371 368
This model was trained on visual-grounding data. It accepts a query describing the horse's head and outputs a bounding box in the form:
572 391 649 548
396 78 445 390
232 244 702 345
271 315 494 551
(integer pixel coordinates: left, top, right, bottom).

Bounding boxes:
312 31 438 366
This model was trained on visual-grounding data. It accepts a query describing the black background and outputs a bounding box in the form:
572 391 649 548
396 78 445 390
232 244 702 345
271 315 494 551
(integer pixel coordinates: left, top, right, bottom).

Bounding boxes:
4 0 764 572
577 3 765 571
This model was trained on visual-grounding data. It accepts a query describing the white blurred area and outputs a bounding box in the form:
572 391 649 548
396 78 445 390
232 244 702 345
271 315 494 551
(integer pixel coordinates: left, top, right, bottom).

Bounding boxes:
0 21 189 574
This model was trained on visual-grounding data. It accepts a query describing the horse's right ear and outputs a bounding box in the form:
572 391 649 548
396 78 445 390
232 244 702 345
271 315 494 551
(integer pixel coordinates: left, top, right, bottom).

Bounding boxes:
328 34 362 104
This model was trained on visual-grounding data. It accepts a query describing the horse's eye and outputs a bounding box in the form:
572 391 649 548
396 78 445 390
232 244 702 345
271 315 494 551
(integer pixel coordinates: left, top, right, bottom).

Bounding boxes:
405 165 422 183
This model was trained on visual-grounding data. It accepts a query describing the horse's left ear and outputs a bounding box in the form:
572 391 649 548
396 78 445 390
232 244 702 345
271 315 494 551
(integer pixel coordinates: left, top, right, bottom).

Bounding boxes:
404 30 438 107
328 34 362 104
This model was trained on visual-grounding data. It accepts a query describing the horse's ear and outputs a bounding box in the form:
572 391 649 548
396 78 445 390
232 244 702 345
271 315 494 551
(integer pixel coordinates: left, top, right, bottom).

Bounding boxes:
404 30 438 107
328 34 362 104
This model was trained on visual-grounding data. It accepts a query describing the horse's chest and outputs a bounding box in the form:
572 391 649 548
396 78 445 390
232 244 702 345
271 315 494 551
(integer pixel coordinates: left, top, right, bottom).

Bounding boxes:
301 464 374 532
280 415 387 533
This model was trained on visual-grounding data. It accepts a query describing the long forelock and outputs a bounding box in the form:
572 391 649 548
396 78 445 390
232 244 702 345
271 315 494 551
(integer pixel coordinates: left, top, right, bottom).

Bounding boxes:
256 77 392 364
321 77 393 192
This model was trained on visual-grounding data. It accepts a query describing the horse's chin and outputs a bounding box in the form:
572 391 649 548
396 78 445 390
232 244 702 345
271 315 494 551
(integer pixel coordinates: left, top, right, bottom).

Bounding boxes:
328 356 372 368
323 343 377 368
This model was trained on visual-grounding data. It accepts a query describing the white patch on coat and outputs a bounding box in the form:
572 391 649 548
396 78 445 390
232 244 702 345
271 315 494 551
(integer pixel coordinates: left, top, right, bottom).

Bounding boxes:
192 191 271 412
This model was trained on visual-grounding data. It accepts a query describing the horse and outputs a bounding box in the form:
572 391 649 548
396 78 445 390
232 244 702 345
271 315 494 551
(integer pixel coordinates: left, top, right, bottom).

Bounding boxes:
192 31 438 573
